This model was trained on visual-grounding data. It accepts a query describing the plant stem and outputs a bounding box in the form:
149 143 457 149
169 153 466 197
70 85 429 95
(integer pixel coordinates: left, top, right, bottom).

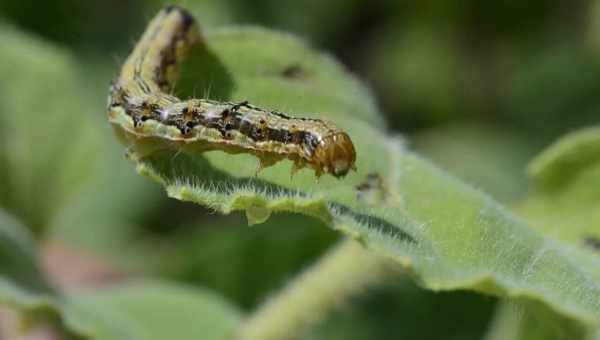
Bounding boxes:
235 238 388 340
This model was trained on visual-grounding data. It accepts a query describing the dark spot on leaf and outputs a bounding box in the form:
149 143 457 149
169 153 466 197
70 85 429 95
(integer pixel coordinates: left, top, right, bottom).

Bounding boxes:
583 235 600 252
355 173 382 192
355 173 388 206
281 64 309 80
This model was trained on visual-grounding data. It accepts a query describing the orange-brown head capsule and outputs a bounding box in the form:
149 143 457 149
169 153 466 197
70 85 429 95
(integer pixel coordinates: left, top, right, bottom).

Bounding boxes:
312 132 357 178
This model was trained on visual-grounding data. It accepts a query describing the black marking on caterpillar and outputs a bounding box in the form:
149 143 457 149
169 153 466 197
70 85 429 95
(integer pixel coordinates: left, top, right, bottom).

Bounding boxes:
107 5 357 178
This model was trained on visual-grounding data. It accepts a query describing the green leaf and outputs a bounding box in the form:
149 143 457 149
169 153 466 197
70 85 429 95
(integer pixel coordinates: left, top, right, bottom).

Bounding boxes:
0 208 55 308
184 0 365 45
413 122 539 202
368 25 466 126
0 22 161 238
147 213 338 308
65 280 241 340
116 26 600 326
503 47 600 138
520 126 600 251
0 209 48 292
519 126 600 317
0 210 241 340
0 208 79 339
528 126 600 191
0 23 100 236
504 127 600 338
484 301 594 340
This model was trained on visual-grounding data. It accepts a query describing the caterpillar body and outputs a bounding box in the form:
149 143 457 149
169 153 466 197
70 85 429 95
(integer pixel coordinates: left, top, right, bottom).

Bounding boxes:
108 5 357 178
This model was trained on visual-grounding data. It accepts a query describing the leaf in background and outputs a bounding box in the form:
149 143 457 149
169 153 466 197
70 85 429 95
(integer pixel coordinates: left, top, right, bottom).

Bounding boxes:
0 23 98 236
309 283 495 340
412 122 539 202
150 213 338 309
502 47 600 139
0 22 162 239
527 126 600 193
115 24 600 327
55 210 340 309
0 208 53 305
484 300 593 340
65 280 241 340
0 205 242 340
367 25 467 128
518 126 600 288
180 0 365 46
0 208 83 339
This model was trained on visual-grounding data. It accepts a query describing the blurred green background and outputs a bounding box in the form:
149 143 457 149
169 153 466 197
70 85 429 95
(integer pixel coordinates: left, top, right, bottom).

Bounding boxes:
1 0 599 339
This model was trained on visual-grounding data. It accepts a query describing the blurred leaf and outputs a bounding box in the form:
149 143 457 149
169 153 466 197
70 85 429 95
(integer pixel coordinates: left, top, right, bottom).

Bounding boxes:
155 213 338 308
528 126 600 192
368 25 466 127
589 0 600 52
310 283 495 340
0 208 53 304
0 22 162 238
56 210 339 309
65 280 241 340
413 122 539 202
114 25 600 327
484 301 594 340
186 0 364 45
0 206 241 339
519 126 600 265
502 47 600 139
0 208 83 339
0 1 156 50
0 23 99 235
167 0 236 28
520 127 600 267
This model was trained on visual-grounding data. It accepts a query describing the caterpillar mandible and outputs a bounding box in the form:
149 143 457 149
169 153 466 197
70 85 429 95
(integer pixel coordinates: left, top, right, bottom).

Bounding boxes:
107 5 357 178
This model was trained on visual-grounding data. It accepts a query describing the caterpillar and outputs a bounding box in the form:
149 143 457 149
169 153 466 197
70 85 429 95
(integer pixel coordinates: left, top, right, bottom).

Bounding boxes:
107 5 357 178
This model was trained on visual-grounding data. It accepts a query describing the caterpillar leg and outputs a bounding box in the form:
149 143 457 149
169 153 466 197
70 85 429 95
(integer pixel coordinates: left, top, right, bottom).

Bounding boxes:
254 156 278 177
290 158 307 180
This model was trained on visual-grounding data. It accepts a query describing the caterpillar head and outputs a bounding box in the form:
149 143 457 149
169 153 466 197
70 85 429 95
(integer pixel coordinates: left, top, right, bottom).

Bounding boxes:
313 132 357 178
